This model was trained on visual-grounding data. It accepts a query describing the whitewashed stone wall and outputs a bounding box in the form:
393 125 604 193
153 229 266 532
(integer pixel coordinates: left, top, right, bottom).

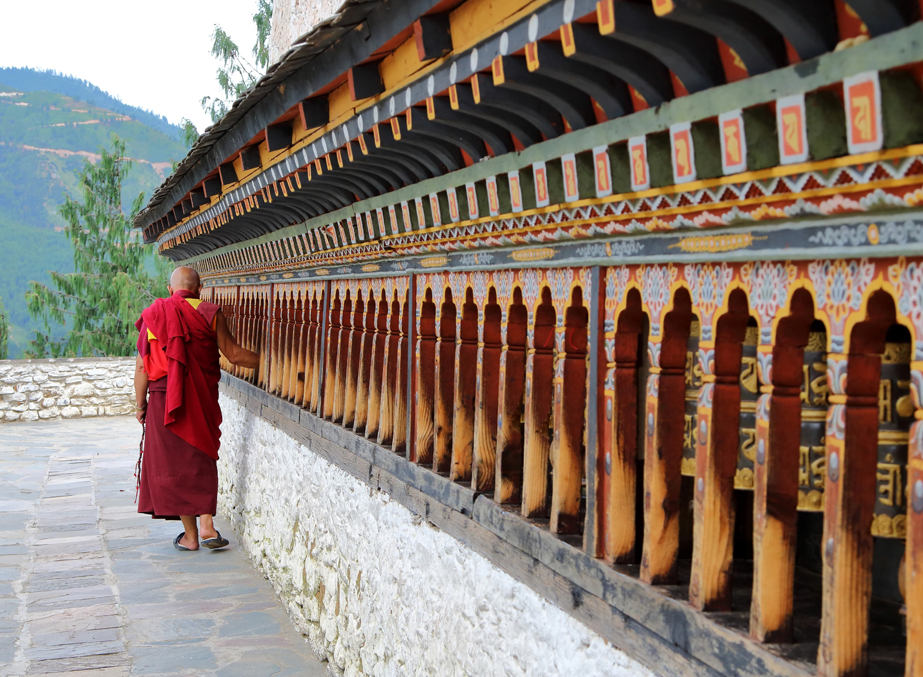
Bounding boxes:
217 393 654 677
0 358 135 423
269 0 344 64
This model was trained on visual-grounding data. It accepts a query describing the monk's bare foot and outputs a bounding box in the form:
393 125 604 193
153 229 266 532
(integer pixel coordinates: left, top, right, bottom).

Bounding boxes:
198 515 218 541
178 533 199 550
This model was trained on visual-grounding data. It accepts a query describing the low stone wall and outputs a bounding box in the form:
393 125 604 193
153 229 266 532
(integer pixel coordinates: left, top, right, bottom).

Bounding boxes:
0 357 136 423
217 388 653 677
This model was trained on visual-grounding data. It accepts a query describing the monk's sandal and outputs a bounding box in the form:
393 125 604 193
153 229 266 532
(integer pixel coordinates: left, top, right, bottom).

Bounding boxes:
173 533 194 551
201 531 229 550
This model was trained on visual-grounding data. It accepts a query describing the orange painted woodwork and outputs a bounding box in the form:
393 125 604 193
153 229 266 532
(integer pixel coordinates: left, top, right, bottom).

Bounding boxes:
690 292 750 611
641 297 693 585
451 291 479 481
495 296 528 504
416 297 437 465
435 295 457 474
522 292 557 519
471 297 502 492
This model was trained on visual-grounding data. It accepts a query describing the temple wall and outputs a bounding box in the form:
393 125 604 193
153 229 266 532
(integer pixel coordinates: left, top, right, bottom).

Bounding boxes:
269 0 343 65
216 389 653 677
0 357 135 423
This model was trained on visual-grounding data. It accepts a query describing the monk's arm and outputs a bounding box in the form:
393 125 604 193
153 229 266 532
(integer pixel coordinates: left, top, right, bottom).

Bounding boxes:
215 311 261 369
133 354 148 424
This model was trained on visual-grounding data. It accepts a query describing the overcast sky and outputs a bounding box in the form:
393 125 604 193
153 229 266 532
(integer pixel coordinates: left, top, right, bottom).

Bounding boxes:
0 0 261 133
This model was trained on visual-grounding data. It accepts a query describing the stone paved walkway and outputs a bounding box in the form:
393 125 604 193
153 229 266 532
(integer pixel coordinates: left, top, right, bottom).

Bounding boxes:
0 416 328 676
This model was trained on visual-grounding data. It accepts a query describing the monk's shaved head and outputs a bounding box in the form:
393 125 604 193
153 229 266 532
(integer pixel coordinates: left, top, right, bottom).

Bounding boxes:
170 266 200 292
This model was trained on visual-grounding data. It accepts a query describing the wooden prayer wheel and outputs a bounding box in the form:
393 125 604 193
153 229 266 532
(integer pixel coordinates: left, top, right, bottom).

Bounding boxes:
735 325 759 490
798 329 828 512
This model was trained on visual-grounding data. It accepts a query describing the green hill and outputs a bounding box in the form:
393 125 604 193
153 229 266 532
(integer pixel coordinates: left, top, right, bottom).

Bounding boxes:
0 76 186 357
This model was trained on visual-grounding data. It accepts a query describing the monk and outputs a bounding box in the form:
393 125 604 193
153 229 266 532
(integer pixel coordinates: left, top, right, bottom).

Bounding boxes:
133 266 260 551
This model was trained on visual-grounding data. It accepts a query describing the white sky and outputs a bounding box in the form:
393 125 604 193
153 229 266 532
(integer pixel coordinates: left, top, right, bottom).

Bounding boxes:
0 0 261 133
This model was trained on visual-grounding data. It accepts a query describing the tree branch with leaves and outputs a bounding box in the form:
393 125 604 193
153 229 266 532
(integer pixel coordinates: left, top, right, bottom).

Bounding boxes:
25 136 171 358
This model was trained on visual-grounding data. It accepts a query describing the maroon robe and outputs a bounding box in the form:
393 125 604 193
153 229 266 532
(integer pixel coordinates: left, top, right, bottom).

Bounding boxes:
135 291 222 520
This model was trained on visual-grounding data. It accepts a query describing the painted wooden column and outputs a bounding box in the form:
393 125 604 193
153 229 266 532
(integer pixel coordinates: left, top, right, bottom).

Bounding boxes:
471 274 501 492
748 267 806 643
242 289 255 382
599 275 644 564
494 276 526 504
353 281 377 434
451 276 478 481
414 276 436 464
258 288 272 389
377 282 399 447
269 286 283 394
332 286 353 423
322 288 342 419
522 276 556 519
908 359 923 677
549 270 589 535
391 279 411 455
365 286 388 440
303 286 323 412
818 351 875 677
343 286 365 427
288 285 307 403
434 281 456 473
690 304 750 611
280 288 295 400
640 266 689 585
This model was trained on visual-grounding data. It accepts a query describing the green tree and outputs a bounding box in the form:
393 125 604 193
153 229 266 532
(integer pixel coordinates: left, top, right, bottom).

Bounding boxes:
0 297 10 360
25 135 170 357
200 0 273 124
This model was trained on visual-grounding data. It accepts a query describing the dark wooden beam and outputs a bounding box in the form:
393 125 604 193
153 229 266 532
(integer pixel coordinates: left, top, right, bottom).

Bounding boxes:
219 162 238 186
299 96 329 130
848 0 917 36
413 13 453 61
266 120 294 152
566 23 674 107
190 187 208 209
656 0 787 76
181 198 192 215
166 211 177 227
348 62 385 100
172 205 184 222
494 55 596 131
605 1 725 94
240 146 262 171
203 176 222 197
723 0 837 61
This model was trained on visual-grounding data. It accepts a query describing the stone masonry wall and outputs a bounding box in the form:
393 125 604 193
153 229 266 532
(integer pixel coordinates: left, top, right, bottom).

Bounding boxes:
217 392 654 677
0 358 136 423
269 0 343 65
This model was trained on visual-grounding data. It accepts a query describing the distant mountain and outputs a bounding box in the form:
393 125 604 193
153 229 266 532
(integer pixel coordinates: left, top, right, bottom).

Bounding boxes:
0 67 184 143
0 78 186 357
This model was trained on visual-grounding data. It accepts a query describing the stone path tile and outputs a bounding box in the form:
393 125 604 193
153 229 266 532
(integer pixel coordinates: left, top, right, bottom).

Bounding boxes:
0 417 328 676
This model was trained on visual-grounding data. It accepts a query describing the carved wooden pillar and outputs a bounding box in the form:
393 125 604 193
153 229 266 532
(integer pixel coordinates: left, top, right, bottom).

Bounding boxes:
434 288 457 473
522 288 556 519
257 289 271 389
280 290 296 400
601 288 644 563
690 293 749 611
415 284 436 464
303 289 322 412
288 286 307 403
472 286 502 492
750 333 804 642
322 291 342 420
495 289 527 503
391 286 410 455
343 291 365 427
641 303 692 585
908 358 923 677
332 291 353 423
268 287 283 394
364 290 388 439
451 289 478 481
550 286 589 535
353 286 377 433
818 352 876 676
377 291 399 447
